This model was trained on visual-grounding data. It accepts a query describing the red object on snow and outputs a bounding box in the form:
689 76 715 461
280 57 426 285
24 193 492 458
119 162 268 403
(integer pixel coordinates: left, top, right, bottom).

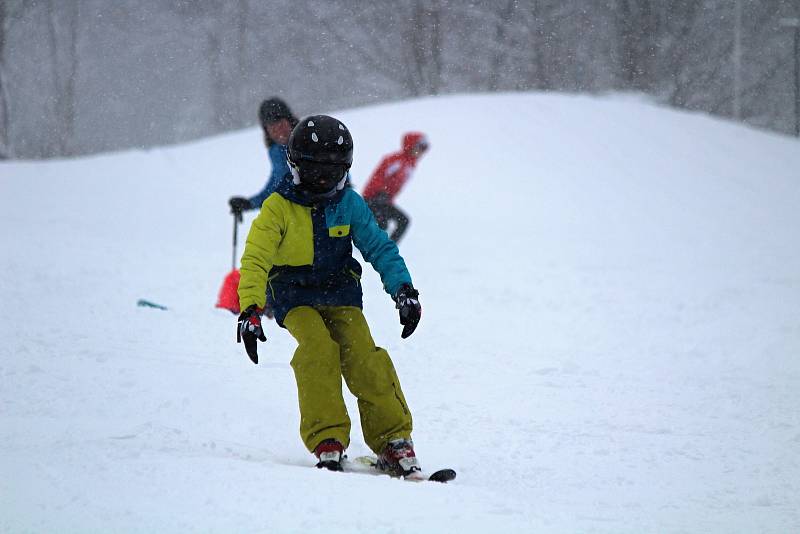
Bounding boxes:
217 212 243 314
216 269 241 314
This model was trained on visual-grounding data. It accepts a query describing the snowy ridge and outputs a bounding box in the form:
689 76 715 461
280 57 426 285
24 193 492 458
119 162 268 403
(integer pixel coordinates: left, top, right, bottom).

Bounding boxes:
2 92 799 533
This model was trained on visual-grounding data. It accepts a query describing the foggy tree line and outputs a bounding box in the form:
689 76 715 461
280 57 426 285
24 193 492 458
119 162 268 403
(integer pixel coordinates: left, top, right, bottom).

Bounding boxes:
0 0 797 159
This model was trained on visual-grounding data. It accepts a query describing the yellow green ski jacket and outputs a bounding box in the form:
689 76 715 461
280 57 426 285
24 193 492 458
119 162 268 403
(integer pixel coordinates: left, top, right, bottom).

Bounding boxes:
238 175 412 326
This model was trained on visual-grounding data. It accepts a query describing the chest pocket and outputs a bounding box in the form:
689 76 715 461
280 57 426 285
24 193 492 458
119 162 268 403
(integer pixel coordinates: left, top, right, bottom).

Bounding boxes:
325 203 352 238
328 225 350 237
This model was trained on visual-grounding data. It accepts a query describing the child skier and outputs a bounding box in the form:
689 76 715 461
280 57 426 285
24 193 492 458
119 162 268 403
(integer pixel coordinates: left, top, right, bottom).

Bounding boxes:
236 115 423 476
361 132 429 242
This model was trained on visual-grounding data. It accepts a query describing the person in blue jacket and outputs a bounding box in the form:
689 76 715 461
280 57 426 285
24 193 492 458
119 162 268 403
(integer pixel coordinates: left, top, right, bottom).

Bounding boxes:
235 115 424 476
228 97 298 216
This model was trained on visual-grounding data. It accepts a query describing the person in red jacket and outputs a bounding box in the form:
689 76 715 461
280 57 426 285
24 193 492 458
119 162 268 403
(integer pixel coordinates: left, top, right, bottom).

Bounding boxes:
362 132 429 242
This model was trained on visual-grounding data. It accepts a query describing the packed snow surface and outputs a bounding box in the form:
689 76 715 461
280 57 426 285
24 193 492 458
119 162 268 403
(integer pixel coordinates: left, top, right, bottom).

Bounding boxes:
2 93 799 533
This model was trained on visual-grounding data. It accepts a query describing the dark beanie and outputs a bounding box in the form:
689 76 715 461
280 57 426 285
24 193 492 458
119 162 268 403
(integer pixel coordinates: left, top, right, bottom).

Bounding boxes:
259 98 294 128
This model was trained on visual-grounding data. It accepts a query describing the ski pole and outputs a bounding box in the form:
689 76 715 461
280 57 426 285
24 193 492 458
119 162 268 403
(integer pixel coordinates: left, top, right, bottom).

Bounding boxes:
232 212 241 270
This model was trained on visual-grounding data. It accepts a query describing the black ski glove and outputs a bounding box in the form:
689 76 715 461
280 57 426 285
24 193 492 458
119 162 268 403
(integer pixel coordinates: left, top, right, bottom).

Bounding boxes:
237 305 267 364
229 196 251 219
394 284 421 339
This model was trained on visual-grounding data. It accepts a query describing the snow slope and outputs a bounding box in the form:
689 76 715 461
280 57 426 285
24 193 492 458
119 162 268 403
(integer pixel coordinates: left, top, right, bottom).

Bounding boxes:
2 92 799 533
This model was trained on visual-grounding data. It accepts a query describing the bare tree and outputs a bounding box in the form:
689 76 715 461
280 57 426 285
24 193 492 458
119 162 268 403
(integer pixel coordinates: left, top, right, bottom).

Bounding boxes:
207 28 228 132
483 0 517 92
235 0 249 120
0 0 11 158
616 0 663 91
403 0 444 96
45 0 80 156
654 1 703 108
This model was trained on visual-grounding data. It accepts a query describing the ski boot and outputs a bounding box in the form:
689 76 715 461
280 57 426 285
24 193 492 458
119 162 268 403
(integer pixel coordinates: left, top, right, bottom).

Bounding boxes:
376 438 421 477
314 438 345 472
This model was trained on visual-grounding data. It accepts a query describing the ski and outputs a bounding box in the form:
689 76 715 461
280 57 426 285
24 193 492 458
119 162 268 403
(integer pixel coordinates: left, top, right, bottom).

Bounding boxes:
346 455 456 483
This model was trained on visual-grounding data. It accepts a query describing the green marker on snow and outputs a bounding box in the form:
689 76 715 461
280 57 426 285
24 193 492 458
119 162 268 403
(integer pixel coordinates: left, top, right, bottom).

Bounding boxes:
137 299 168 311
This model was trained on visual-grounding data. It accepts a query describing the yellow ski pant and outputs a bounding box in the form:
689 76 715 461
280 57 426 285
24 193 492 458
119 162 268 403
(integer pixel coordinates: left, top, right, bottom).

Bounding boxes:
283 306 413 454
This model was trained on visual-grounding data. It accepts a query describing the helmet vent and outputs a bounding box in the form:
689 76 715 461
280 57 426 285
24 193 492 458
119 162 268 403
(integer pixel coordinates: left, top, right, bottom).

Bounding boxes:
308 120 315 126
338 124 345 130
311 132 319 142
337 136 344 145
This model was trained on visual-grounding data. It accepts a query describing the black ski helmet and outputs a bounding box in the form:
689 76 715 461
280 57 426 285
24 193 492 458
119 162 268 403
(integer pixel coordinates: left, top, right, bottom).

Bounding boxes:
287 115 353 194
258 97 298 147
258 97 294 129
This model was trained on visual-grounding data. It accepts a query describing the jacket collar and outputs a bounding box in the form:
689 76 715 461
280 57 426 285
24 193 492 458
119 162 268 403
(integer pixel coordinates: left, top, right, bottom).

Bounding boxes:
275 173 346 207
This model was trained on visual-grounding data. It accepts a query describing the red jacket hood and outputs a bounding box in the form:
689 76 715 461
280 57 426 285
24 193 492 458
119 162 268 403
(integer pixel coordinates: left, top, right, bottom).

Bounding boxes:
402 132 427 155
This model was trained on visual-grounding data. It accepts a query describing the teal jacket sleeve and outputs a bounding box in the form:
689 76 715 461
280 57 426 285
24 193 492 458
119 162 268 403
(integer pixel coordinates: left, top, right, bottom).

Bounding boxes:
248 143 290 209
347 190 412 296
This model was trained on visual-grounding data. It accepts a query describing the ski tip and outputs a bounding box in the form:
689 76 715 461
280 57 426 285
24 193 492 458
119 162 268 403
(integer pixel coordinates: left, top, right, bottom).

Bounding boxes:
427 468 456 483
